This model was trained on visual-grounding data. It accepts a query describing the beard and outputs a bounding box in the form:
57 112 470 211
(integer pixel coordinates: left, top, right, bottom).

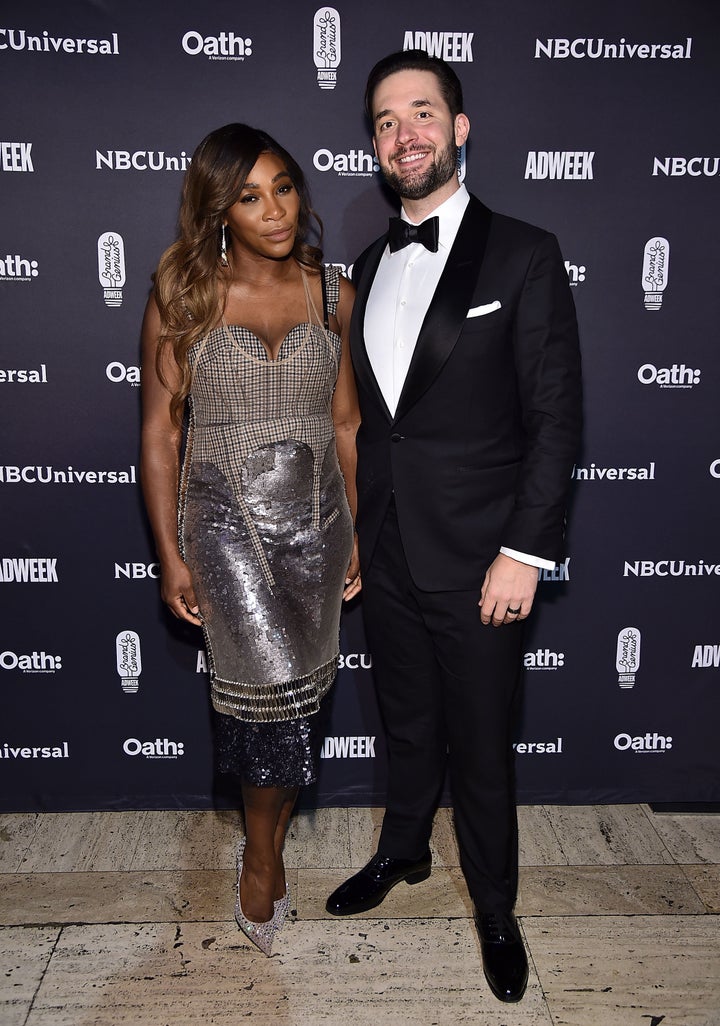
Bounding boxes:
381 138 459 200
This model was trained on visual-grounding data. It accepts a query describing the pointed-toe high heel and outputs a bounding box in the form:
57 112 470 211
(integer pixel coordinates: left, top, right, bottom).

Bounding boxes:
234 838 277 956
235 892 276 956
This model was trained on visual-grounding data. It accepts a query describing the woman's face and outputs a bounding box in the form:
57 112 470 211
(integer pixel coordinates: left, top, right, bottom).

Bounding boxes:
224 151 301 261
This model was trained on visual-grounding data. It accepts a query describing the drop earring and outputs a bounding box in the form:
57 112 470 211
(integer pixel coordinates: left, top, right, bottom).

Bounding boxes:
220 223 228 266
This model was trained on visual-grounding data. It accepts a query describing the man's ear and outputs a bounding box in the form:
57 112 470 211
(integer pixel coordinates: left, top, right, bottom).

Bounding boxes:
455 114 470 148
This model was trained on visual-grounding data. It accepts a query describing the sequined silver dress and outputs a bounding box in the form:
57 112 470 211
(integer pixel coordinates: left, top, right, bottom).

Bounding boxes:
180 267 353 786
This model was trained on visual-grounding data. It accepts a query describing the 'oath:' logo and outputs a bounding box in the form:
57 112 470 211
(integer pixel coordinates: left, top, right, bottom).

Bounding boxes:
313 148 378 177
181 30 252 60
614 732 672 753
0 254 39 281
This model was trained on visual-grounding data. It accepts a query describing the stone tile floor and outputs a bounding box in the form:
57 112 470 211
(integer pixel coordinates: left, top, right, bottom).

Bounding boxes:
1 805 718 1025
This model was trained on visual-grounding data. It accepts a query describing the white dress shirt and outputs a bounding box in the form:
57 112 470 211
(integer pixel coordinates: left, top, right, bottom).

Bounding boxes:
364 184 554 571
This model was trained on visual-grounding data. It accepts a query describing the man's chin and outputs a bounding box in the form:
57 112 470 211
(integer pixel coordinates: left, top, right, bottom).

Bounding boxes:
398 177 441 201
384 169 435 200
382 153 457 202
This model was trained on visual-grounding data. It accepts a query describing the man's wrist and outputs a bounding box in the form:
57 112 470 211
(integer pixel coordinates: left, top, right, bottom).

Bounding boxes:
499 546 555 571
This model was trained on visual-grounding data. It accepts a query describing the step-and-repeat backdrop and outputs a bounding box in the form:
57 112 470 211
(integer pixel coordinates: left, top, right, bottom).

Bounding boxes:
2 0 718 811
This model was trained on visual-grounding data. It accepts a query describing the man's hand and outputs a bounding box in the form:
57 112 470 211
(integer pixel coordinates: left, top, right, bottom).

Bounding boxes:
479 552 538 626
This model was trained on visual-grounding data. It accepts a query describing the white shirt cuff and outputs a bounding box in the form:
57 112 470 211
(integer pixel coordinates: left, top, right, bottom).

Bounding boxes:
500 546 555 571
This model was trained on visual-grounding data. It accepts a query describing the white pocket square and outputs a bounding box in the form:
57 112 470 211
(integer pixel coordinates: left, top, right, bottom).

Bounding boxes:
467 300 501 318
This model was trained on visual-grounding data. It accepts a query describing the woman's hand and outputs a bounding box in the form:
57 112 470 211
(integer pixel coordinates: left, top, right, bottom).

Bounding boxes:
160 558 203 624
343 533 361 601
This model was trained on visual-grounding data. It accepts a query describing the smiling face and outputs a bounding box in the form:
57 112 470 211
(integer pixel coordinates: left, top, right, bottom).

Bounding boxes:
223 151 300 261
371 68 470 209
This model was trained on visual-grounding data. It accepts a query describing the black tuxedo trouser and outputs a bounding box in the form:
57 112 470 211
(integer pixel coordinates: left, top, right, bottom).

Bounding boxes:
361 499 523 912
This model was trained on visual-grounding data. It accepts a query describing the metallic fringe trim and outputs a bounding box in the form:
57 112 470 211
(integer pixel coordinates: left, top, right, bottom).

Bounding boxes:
211 655 338 723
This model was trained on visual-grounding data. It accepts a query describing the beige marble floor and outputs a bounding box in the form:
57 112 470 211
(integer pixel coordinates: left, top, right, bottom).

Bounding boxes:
1 804 718 1026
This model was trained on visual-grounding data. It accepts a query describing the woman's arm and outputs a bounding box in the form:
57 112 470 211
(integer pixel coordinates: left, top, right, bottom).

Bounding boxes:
331 274 361 600
140 294 202 624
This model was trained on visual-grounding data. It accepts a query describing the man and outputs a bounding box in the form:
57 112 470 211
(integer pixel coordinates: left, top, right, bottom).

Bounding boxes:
326 51 582 1003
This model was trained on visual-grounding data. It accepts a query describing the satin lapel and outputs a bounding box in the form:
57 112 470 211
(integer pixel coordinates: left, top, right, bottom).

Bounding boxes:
349 236 393 422
393 197 492 422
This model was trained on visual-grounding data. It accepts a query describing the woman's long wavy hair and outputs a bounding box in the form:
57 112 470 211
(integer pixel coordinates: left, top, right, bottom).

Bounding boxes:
153 123 323 423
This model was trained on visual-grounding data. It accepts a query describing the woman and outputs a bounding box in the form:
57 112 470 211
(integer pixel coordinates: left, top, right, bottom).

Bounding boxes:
140 124 360 955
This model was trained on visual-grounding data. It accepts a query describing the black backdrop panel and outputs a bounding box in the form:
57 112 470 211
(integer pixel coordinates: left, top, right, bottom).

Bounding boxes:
1 0 718 810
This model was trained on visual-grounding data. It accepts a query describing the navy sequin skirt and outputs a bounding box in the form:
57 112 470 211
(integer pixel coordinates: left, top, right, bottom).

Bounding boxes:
212 702 330 787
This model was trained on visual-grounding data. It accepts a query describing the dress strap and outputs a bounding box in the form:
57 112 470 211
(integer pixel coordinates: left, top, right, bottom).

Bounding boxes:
323 265 341 318
320 266 330 331
301 267 339 374
302 267 337 347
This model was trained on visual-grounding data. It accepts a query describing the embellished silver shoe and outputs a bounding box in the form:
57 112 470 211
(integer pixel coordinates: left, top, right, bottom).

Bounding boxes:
234 838 277 956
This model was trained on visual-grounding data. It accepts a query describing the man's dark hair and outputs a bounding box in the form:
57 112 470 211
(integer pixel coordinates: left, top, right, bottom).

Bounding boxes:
364 49 464 124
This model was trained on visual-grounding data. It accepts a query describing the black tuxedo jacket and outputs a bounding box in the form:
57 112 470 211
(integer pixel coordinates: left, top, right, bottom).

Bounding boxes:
350 194 582 591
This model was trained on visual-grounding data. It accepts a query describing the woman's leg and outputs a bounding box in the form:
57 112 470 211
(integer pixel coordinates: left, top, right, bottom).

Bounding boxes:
240 782 298 922
274 790 298 893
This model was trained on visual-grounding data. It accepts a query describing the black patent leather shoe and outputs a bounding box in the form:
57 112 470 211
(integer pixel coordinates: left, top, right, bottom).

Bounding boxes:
474 910 529 1002
325 850 432 915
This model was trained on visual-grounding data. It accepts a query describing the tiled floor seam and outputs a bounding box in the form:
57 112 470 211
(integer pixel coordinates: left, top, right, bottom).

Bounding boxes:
8 812 39 874
538 804 568 862
7 909 717 930
123 809 149 869
638 803 682 863
677 863 716 913
520 918 558 1026
23 923 62 1026
344 807 353 868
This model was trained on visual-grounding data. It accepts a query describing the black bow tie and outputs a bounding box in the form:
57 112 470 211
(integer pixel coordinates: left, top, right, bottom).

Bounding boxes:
388 215 440 253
